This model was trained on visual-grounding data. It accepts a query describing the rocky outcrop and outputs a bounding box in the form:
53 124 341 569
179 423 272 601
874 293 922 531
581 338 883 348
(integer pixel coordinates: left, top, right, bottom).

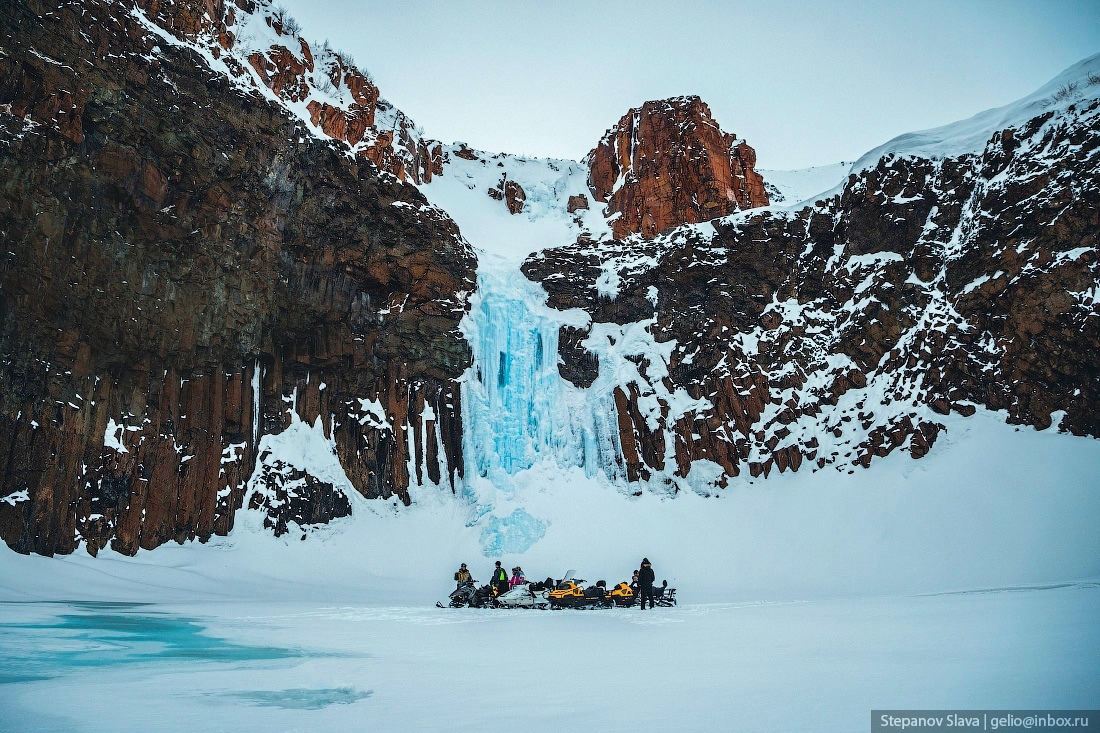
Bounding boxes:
587 96 768 239
0 0 475 555
525 99 1100 488
487 175 526 214
133 0 441 184
248 459 353 538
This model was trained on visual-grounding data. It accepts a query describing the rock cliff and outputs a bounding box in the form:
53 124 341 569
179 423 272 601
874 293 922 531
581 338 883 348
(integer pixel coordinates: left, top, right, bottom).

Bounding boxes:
0 0 475 555
525 94 1100 486
587 96 769 239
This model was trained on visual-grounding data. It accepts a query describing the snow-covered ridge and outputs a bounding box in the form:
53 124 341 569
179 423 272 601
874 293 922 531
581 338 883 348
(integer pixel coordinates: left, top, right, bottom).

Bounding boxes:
852 52 1100 171
760 161 852 206
628 53 1100 259
133 0 623 251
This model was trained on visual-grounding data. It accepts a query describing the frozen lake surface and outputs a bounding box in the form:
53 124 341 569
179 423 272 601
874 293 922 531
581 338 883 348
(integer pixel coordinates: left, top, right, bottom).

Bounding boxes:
2 584 1098 732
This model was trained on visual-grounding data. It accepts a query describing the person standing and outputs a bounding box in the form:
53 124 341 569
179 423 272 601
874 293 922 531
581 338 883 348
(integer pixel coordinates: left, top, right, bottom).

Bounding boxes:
491 561 509 597
637 558 655 610
454 563 472 583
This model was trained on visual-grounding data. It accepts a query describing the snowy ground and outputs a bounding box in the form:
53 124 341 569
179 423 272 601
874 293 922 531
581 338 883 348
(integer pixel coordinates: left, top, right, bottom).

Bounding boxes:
1 585 1097 732
2 413 1099 731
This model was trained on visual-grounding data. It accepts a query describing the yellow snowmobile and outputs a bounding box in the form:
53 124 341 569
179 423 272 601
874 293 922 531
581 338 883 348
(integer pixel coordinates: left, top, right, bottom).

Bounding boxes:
548 579 586 608
548 577 612 609
608 582 636 607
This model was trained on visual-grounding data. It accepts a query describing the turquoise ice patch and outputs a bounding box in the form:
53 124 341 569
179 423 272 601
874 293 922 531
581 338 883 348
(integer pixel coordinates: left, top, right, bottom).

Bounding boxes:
479 509 547 556
225 687 372 710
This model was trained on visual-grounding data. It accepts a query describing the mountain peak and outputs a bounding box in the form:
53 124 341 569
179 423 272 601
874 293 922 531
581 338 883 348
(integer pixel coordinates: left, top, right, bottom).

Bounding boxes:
586 95 769 238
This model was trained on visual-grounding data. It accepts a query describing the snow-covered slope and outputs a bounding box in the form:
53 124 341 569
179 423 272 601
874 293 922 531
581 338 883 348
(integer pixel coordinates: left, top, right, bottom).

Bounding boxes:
130 0 441 184
419 144 611 268
852 52 1100 170
760 161 851 205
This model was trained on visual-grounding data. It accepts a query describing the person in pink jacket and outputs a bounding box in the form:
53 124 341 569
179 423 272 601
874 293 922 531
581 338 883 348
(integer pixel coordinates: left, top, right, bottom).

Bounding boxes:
509 566 526 589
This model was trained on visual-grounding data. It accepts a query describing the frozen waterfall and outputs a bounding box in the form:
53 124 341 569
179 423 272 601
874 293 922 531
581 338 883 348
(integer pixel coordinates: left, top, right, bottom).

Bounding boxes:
460 268 623 486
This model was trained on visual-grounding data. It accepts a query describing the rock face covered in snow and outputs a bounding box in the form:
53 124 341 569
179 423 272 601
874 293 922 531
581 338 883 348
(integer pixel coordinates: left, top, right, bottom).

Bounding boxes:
525 96 1100 485
136 0 441 184
0 0 474 554
587 96 769 239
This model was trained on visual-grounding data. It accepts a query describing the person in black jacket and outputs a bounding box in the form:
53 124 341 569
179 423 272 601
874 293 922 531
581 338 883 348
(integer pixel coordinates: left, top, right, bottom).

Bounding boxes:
637 558 656 610
490 561 509 597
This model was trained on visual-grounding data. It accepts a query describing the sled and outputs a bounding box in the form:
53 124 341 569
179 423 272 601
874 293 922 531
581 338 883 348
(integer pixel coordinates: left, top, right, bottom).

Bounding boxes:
646 581 677 607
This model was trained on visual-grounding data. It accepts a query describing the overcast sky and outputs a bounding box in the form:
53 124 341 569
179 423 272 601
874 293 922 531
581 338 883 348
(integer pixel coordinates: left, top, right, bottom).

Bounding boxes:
279 0 1099 170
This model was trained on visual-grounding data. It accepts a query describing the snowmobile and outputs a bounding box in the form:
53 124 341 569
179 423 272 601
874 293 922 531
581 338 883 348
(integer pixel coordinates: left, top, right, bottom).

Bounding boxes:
547 579 585 608
547 569 583 609
608 581 635 607
438 580 495 608
494 582 549 609
440 579 478 608
650 580 678 607
548 579 611 609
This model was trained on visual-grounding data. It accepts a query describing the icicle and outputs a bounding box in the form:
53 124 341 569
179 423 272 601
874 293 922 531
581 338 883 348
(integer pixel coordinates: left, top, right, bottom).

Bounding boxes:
251 358 262 445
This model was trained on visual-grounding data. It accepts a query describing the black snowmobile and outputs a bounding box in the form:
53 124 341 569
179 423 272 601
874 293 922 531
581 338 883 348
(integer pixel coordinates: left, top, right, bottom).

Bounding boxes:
438 580 495 608
650 580 678 607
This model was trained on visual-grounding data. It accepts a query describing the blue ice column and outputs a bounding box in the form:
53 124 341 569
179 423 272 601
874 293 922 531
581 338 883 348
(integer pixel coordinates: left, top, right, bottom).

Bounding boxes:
461 269 621 482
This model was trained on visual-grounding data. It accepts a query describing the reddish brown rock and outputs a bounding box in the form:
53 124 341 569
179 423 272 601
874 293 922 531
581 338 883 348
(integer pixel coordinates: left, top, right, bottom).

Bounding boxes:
503 180 526 214
247 45 310 102
132 0 446 184
567 194 589 213
453 144 479 161
487 175 526 214
586 96 769 238
0 0 475 556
